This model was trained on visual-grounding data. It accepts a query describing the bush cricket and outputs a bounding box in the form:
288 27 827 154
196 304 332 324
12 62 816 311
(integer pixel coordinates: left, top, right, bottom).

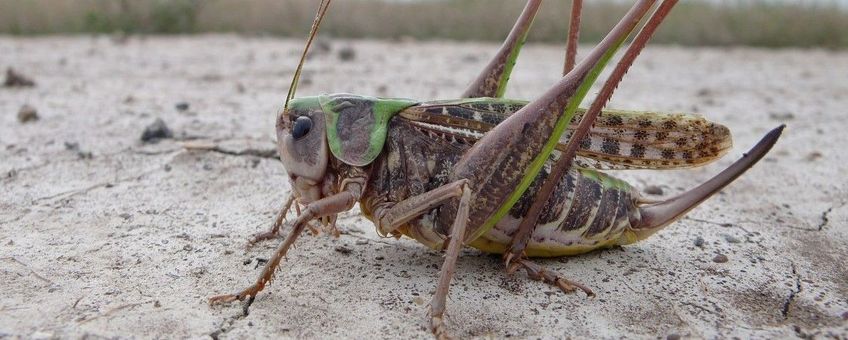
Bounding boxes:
209 1 785 338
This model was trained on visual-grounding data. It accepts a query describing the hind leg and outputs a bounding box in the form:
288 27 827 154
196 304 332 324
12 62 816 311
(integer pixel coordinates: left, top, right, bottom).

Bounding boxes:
462 0 542 98
505 0 679 265
509 258 594 297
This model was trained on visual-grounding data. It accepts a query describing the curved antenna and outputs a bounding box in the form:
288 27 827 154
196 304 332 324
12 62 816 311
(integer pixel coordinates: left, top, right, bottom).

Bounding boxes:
284 0 332 110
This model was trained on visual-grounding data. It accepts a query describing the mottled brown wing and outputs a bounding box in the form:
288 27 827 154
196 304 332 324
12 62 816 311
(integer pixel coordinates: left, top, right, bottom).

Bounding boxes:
398 98 732 170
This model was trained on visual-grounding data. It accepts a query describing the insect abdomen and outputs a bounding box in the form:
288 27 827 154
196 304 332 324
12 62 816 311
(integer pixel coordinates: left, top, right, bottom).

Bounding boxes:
470 168 642 257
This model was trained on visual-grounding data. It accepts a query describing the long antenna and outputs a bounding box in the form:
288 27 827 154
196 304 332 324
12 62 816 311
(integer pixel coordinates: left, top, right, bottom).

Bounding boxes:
284 0 332 110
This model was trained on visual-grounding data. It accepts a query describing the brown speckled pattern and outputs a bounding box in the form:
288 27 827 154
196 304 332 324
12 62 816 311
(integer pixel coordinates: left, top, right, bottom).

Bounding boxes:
400 99 733 170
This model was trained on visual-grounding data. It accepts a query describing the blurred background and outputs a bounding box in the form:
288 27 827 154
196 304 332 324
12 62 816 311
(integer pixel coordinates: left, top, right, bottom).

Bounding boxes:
3 1 848 339
1 0 846 48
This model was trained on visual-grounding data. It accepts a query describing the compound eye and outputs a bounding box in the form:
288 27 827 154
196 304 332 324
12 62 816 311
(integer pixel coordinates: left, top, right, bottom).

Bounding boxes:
292 116 313 140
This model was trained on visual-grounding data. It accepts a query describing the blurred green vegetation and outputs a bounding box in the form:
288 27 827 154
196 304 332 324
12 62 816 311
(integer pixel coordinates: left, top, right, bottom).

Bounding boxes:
1 0 846 48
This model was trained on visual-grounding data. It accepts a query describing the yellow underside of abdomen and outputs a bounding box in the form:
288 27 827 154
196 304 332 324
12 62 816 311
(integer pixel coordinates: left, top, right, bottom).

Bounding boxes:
467 230 640 257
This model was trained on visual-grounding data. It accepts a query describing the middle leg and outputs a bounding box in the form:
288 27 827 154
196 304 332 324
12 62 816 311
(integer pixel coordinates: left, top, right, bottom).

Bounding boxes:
429 181 472 340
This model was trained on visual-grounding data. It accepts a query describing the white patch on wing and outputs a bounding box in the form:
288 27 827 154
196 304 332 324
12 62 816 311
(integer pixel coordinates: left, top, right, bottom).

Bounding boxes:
408 121 484 139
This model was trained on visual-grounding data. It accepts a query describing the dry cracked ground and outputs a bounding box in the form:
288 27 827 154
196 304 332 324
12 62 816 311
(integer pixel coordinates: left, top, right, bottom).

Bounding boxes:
1 35 847 339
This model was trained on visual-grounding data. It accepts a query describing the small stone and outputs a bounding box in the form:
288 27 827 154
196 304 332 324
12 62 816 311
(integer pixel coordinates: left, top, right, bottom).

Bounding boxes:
644 185 664 196
805 151 822 161
412 296 425 305
175 102 190 111
4 68 35 87
712 254 729 263
769 111 795 121
154 300 161 308
723 234 741 244
695 88 712 97
315 39 332 54
462 54 480 63
842 311 848 320
338 46 356 61
694 236 705 248
17 105 39 123
667 334 681 340
64 141 92 159
140 118 173 143
334 246 352 255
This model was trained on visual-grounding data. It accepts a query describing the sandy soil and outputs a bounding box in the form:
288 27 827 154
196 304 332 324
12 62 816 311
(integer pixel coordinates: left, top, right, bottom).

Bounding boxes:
1 35 846 339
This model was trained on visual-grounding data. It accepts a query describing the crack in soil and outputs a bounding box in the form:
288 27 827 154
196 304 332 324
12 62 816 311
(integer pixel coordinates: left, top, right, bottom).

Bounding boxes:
781 262 801 320
210 300 254 339
203 146 278 159
182 141 279 160
816 206 833 231
31 151 182 203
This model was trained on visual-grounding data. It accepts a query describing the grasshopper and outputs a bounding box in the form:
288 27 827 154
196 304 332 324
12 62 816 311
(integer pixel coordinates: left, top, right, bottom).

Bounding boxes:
209 0 784 338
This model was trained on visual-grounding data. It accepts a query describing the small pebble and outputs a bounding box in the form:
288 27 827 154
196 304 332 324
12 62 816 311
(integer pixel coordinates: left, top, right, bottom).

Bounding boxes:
842 311 848 320
334 246 352 255
64 141 93 159
694 236 705 248
4 68 35 87
141 118 173 143
769 111 795 121
17 105 39 123
712 254 729 263
667 334 681 340
644 185 663 195
723 234 741 244
175 102 190 111
338 46 356 61
805 151 822 161
315 39 332 54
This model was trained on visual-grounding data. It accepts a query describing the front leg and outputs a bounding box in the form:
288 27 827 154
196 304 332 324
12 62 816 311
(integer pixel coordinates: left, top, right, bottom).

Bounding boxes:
209 184 362 308
247 193 297 246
